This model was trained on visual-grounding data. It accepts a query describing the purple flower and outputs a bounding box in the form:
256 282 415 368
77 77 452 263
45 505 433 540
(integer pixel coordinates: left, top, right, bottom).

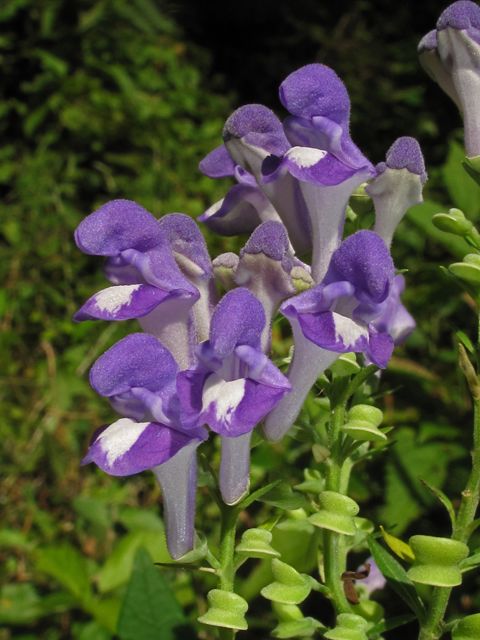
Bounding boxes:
74 200 199 368
198 144 281 237
158 213 218 343
418 30 462 110
279 64 373 171
178 288 291 503
262 146 375 282
82 333 208 560
264 231 395 442
371 275 416 346
357 558 387 594
233 221 299 352
222 105 313 255
419 2 480 157
366 137 427 248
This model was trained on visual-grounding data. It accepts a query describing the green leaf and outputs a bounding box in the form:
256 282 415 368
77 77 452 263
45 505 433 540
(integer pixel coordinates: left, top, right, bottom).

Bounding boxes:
36 543 92 602
381 427 465 533
87 598 122 634
97 531 171 593
237 480 282 510
380 526 415 562
78 621 112 640
0 584 75 625
406 201 471 259
443 141 480 218
117 509 164 533
367 535 426 621
74 496 111 529
257 474 310 511
367 613 417 636
456 330 476 355
419 478 456 528
459 552 480 573
117 548 196 640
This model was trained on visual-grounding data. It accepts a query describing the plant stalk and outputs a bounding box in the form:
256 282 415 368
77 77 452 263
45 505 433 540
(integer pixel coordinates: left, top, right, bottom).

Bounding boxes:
323 400 351 615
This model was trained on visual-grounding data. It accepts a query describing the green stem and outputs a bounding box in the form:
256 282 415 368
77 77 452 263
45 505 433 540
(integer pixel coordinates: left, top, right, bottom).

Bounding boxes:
218 504 238 592
418 341 480 639
323 529 351 614
323 401 351 615
453 395 480 543
417 588 452 640
218 628 235 640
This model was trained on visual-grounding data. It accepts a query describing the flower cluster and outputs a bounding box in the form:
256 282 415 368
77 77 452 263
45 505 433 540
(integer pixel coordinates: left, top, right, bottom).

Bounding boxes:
75 61 423 559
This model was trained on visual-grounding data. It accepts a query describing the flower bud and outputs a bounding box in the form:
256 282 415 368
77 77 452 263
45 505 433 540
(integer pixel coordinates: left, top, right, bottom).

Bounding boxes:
261 558 312 604
329 352 361 376
291 265 315 293
324 613 369 640
341 405 386 442
406 535 469 587
236 528 281 559
198 589 249 630
212 252 239 291
349 183 373 216
308 491 359 536
432 208 474 236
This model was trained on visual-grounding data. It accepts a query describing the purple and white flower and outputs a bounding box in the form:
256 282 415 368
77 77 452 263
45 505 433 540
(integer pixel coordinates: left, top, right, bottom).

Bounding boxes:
264 230 395 442
178 288 291 504
198 144 280 237
366 137 427 248
74 200 200 368
263 65 377 281
419 1 480 158
81 333 208 560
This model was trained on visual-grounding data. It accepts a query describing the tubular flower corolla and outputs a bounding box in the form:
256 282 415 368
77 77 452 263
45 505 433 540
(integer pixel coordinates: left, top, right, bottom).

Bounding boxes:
178 288 291 504
419 1 480 158
81 333 208 560
264 230 395 442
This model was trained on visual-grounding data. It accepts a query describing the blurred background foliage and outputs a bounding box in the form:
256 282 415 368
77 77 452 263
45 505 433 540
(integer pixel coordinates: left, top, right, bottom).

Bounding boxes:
1 0 480 638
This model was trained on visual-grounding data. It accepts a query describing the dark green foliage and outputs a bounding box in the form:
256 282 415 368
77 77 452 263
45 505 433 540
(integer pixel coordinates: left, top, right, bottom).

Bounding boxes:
117 548 196 640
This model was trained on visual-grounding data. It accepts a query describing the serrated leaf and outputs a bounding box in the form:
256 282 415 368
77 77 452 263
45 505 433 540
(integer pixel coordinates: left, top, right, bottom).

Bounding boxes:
380 526 415 562
419 478 456 528
367 535 426 621
367 613 416 636
117 548 196 640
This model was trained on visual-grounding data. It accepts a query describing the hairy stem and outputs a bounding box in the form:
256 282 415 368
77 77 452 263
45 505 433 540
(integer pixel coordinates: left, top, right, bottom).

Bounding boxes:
218 504 238 592
418 340 480 639
323 400 351 614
